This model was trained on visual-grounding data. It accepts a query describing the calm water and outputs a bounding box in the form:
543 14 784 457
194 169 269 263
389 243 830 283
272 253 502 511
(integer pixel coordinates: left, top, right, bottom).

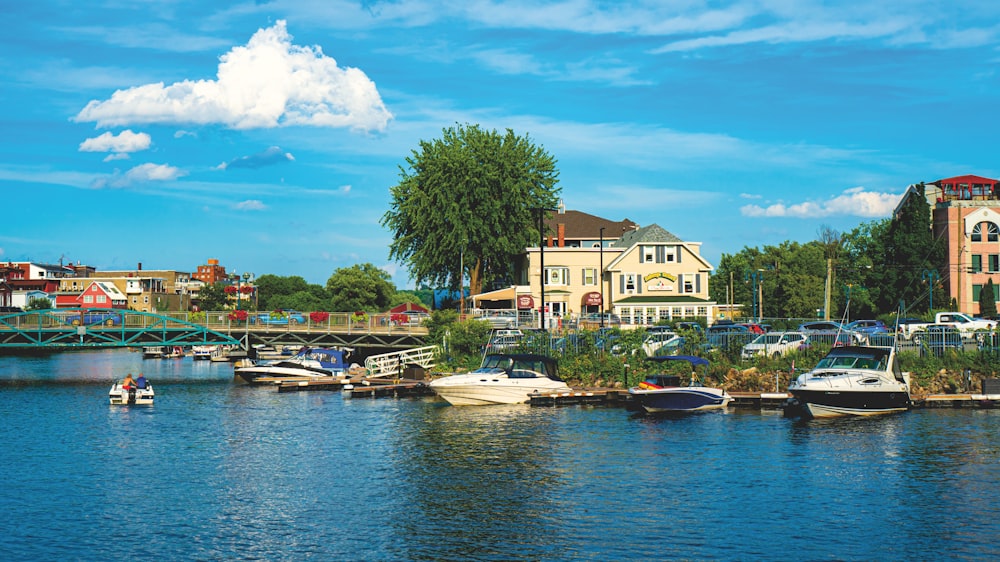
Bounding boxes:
1 350 999 561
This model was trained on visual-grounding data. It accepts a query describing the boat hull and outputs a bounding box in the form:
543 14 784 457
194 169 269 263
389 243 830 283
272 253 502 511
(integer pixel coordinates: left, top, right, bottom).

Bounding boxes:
109 384 154 405
787 389 909 418
629 387 732 413
429 376 570 406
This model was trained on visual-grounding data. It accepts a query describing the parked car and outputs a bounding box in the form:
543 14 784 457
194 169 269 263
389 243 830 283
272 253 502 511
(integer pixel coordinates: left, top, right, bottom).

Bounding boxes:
478 310 519 328
673 321 703 335
738 322 766 335
741 331 810 359
797 320 863 345
846 319 888 335
60 310 122 326
703 324 752 352
254 309 306 325
391 310 430 326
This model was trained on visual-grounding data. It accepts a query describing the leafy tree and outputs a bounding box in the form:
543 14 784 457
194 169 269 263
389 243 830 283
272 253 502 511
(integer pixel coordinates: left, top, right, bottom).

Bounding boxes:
326 263 396 312
980 278 997 319
877 183 944 314
26 297 51 310
382 123 561 296
255 275 325 310
196 282 229 311
390 290 431 309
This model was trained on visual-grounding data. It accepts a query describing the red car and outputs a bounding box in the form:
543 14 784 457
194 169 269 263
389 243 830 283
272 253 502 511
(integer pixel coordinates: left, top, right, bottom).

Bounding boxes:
738 323 766 335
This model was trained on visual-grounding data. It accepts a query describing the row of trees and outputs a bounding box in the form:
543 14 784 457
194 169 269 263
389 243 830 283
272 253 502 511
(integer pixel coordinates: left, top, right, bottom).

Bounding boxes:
196 263 430 313
709 184 962 321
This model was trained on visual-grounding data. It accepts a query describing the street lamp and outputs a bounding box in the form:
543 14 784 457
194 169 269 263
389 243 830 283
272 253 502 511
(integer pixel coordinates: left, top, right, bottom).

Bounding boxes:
599 227 605 328
533 206 558 330
745 269 765 324
242 271 252 310
459 240 466 317
922 269 940 311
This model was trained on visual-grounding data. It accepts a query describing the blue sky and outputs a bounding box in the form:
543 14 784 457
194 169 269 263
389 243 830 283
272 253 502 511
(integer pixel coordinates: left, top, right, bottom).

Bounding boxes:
3 1 999 288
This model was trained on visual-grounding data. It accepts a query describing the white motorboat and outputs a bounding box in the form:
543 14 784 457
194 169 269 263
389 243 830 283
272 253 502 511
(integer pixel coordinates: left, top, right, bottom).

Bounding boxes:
429 353 571 406
142 346 164 359
785 345 910 418
628 355 732 413
234 347 349 385
109 382 154 405
192 345 215 360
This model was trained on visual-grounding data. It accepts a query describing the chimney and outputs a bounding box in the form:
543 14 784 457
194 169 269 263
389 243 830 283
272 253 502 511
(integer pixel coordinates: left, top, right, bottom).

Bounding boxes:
137 262 142 271
557 224 565 247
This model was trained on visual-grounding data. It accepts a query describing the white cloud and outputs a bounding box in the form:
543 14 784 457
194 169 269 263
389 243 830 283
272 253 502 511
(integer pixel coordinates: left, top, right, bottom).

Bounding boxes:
74 20 392 132
92 163 187 189
740 193 762 199
234 200 267 211
103 153 131 162
79 130 151 153
740 187 902 218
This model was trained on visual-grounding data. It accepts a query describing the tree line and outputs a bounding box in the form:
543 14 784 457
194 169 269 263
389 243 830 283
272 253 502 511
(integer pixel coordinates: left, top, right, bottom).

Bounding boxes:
709 183 972 321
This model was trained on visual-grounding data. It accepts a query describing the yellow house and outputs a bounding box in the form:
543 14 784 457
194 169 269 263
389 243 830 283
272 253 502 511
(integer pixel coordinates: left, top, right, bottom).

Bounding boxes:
488 223 716 327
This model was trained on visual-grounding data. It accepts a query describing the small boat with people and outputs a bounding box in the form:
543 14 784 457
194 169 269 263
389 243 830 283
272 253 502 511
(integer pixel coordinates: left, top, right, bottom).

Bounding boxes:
784 345 910 419
109 373 154 405
627 355 732 413
428 353 571 406
234 347 349 385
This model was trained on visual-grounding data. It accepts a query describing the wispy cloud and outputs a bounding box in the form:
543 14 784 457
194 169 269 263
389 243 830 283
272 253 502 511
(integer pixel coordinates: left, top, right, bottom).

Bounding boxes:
74 20 392 132
234 199 267 211
217 146 295 170
740 187 901 218
92 163 186 189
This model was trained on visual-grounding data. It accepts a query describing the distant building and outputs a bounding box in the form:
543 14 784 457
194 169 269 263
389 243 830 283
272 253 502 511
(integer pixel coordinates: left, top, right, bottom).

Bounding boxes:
193 258 229 285
925 174 1000 314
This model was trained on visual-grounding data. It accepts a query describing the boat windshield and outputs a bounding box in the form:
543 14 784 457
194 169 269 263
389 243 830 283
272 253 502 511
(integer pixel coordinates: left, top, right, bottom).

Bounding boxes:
481 356 514 370
814 348 888 370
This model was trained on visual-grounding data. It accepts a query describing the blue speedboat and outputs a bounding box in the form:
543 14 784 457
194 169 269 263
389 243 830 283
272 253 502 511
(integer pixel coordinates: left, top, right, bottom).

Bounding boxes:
628 355 731 413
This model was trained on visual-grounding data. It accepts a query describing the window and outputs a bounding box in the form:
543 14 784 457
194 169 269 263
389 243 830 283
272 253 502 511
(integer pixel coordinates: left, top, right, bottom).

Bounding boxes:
991 255 1000 273
143 296 149 304
83 295 93 303
623 273 639 294
545 267 569 286
973 284 983 301
973 255 983 273
582 268 597 286
97 295 107 303
972 222 1000 242
643 246 655 263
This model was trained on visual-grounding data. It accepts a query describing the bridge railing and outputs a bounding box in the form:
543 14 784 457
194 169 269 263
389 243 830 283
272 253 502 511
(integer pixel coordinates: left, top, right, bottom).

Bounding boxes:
0 309 429 335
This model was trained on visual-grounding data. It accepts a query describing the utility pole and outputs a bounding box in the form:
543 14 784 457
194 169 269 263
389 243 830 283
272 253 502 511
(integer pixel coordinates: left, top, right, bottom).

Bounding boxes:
824 258 832 321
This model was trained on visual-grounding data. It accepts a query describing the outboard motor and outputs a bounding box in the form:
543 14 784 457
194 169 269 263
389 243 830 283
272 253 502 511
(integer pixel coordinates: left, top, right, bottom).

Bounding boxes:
128 387 137 405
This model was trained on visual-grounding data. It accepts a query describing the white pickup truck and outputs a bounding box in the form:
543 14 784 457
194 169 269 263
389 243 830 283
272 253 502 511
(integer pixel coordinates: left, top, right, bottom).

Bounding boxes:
899 312 996 340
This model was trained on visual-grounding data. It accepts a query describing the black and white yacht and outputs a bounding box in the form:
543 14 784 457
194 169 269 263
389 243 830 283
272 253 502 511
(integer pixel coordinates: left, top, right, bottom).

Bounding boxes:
785 345 910 418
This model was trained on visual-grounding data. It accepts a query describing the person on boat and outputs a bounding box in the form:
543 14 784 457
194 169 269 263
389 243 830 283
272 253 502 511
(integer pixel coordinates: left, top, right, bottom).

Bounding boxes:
135 373 148 389
122 374 136 390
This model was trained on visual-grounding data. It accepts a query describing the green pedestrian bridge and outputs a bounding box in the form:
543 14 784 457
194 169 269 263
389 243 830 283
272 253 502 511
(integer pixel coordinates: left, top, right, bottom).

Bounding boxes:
0 309 430 351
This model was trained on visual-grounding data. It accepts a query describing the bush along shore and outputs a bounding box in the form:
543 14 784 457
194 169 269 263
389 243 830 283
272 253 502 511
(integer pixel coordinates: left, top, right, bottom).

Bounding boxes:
425 316 1000 394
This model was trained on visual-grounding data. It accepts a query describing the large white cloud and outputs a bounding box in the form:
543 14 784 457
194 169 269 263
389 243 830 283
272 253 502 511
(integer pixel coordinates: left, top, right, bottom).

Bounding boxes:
74 20 392 132
741 187 901 218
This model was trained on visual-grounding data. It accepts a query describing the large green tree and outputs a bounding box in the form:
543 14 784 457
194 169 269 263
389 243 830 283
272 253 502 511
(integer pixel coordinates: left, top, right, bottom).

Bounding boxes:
255 274 330 311
196 282 229 311
382 123 561 296
877 183 945 314
326 263 396 312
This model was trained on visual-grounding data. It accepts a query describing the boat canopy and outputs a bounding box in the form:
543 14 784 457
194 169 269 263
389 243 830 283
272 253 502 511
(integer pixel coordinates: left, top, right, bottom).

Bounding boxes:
648 355 709 367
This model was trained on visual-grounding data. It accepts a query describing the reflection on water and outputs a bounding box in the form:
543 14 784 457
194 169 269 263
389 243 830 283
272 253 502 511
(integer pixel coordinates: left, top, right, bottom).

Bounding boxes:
1 350 999 560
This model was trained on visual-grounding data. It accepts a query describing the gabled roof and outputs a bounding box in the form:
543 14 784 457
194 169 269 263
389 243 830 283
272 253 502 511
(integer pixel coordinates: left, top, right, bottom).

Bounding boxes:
544 210 637 239
610 224 682 247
